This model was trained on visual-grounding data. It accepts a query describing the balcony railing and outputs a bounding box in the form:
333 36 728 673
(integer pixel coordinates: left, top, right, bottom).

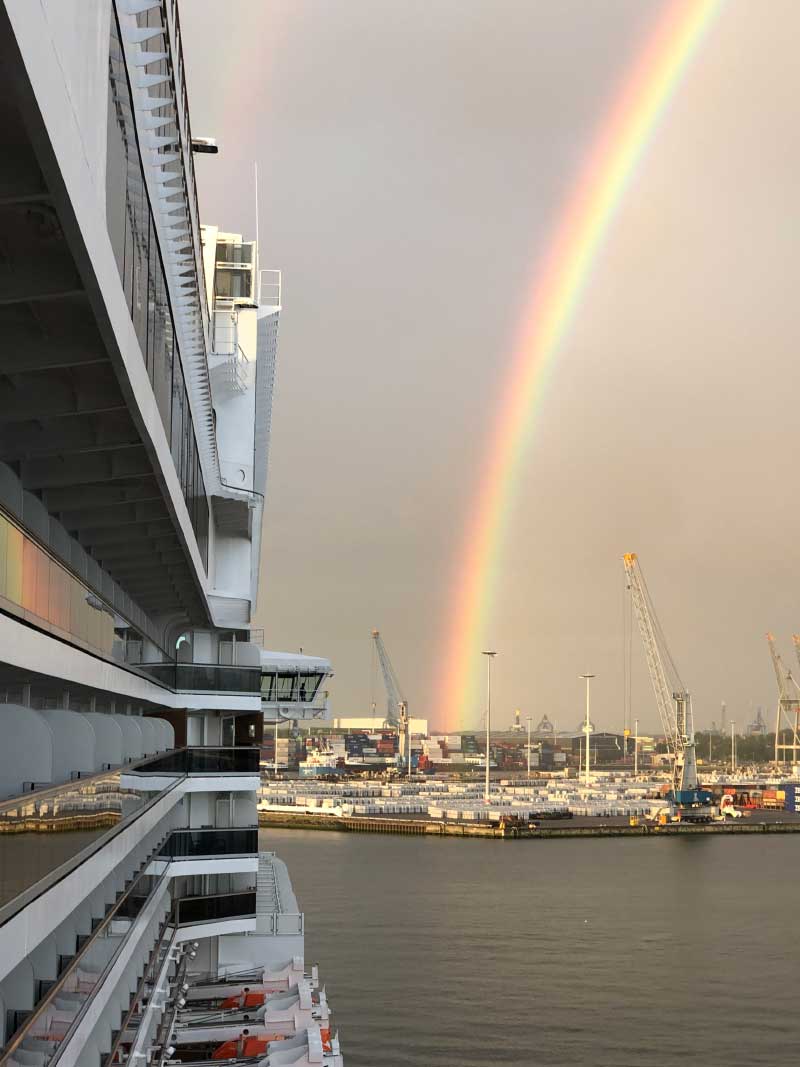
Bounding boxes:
103 921 177 1067
0 863 167 1065
1 882 257 1065
132 662 261 694
0 779 181 928
159 828 257 859
132 747 260 775
175 890 256 926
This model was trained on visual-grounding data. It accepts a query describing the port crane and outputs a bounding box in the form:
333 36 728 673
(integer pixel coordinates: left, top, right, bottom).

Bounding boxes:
767 633 800 763
623 553 712 817
371 630 410 771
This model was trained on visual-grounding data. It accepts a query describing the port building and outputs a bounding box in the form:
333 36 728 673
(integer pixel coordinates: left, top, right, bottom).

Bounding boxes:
0 2 339 1065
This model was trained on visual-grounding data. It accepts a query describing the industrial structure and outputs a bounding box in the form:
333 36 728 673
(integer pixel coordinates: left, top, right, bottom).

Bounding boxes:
747 708 767 736
767 633 800 763
371 630 410 769
623 554 714 819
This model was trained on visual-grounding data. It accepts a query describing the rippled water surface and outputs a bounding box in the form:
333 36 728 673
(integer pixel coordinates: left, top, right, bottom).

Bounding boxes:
265 829 798 1067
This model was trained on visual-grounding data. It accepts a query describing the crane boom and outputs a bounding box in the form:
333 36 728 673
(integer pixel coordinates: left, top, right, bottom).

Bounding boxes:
623 553 697 794
767 633 788 698
371 630 410 770
793 634 800 675
767 633 800 763
623 554 680 755
372 630 404 725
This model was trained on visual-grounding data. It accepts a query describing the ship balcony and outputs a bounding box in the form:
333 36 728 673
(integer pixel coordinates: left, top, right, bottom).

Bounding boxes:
135 747 259 772
149 828 258 880
159 828 257 858
120 659 262 696
0 823 258 1064
122 748 260 794
0 756 257 979
0 882 258 1067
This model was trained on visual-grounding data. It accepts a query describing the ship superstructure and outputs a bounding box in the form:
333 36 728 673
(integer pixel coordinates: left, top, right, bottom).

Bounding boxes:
0 2 338 1064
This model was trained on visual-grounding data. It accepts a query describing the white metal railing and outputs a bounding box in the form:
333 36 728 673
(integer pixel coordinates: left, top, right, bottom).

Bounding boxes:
253 912 304 936
258 269 281 308
211 307 249 393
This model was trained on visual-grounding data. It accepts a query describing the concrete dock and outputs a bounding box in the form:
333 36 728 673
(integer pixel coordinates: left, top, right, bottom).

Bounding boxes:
259 809 800 839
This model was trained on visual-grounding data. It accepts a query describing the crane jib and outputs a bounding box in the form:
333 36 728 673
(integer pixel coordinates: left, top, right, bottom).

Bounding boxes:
623 554 699 796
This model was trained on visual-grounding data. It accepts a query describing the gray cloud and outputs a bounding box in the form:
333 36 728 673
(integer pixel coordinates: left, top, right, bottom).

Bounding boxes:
183 0 800 734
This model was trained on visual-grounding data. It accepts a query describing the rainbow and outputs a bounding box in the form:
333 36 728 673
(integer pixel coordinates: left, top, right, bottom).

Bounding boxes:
435 0 723 732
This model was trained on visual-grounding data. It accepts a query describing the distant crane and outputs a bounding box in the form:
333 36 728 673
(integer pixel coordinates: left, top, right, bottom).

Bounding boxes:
623 554 712 817
371 630 410 771
792 634 800 674
766 633 800 763
746 707 767 736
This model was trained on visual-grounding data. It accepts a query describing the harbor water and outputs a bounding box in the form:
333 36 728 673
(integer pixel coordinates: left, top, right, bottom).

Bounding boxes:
264 829 797 1066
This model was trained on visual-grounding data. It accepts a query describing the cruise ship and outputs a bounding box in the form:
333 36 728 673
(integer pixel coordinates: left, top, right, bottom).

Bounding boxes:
0 2 341 1065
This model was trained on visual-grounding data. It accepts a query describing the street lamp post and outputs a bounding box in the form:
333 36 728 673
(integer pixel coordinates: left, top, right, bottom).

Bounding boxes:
730 720 736 775
580 674 595 787
483 651 497 804
526 715 532 779
634 717 639 777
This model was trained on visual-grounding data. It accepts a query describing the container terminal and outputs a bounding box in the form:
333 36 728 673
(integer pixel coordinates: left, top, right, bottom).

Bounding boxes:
256 562 800 838
257 772 800 838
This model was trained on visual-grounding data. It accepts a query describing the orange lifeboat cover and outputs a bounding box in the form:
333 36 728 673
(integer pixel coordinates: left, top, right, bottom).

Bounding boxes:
220 992 266 1011
213 1035 282 1059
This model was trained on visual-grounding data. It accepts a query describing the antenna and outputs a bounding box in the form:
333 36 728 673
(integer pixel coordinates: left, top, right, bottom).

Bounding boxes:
254 161 261 305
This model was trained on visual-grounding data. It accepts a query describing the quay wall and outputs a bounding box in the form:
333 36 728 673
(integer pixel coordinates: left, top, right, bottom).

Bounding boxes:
259 810 800 839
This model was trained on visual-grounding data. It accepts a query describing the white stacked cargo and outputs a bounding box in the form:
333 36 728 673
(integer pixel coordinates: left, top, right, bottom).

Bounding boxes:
259 771 670 821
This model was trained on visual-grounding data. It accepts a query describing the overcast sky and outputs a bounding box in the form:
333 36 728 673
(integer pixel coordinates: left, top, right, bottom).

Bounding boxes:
183 1 800 734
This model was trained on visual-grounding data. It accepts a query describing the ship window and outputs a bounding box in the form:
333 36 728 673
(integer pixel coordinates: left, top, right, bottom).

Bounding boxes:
214 267 253 301
216 242 253 265
297 673 323 702
275 673 297 701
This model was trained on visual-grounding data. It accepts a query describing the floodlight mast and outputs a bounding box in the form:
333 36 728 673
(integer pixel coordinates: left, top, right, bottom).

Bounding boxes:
482 651 497 803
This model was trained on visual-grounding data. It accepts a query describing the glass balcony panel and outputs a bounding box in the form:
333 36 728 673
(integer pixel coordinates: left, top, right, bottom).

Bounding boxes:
174 664 261 693
132 748 260 775
6 521 23 603
176 890 256 926
0 862 166 1064
0 508 120 656
0 773 153 910
159 828 257 859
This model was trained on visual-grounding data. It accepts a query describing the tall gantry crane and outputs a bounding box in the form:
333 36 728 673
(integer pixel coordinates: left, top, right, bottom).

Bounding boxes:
371 630 410 769
623 554 707 807
767 633 800 763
